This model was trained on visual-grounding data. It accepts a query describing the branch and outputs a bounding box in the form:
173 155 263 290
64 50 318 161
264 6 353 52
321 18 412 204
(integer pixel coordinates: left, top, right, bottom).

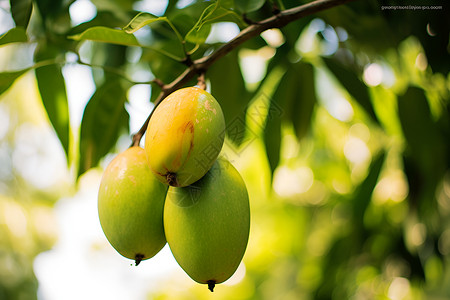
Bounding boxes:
131 0 356 147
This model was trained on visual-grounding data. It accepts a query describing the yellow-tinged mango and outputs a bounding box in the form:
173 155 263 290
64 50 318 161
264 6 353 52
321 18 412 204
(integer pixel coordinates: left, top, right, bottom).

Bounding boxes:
98 147 168 265
164 158 250 291
145 87 225 187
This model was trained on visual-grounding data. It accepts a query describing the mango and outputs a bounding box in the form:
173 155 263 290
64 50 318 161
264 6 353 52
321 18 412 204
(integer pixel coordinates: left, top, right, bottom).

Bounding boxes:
98 147 168 265
145 87 225 187
164 158 250 292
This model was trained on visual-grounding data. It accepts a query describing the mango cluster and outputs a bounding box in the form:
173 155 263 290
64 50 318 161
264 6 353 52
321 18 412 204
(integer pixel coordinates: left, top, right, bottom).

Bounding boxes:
98 87 250 292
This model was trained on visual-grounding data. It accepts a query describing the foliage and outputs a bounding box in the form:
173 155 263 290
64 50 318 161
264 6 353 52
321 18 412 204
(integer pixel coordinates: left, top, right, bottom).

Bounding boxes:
0 0 449 299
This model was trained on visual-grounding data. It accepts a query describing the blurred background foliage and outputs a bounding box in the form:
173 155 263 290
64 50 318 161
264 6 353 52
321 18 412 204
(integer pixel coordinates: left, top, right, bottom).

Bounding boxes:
0 0 449 299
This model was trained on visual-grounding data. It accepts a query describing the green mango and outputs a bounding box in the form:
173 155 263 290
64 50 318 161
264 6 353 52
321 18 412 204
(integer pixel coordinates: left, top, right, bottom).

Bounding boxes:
145 87 225 187
164 158 250 291
98 147 168 265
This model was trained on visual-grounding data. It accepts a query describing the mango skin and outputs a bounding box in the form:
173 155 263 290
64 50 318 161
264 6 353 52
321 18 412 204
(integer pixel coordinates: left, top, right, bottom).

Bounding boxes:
98 147 168 263
145 87 225 187
164 159 250 287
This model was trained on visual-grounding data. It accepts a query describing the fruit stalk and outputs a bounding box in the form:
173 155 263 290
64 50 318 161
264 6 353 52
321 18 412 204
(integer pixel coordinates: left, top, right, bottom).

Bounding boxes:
197 72 206 90
207 280 215 292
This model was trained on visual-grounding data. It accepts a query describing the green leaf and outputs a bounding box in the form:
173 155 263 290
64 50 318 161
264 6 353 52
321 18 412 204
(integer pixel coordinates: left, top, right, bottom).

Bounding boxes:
0 27 28 46
35 58 70 159
264 102 282 177
291 62 317 140
184 2 239 45
323 57 379 124
169 3 211 37
352 151 385 225
68 26 141 47
208 51 251 146
398 86 446 177
70 26 183 61
235 0 266 13
78 78 130 177
398 87 438 155
0 69 29 95
123 12 185 56
398 88 448 238
123 12 167 34
185 23 211 45
271 61 317 141
10 0 33 28
261 61 317 176
67 11 132 36
263 68 290 175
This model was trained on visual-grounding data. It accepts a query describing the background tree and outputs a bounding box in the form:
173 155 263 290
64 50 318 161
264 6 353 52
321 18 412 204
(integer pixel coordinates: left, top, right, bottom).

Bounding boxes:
0 0 449 299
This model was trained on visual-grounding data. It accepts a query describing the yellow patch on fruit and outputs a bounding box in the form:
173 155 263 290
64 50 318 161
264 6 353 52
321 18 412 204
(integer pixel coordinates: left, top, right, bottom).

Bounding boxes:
145 87 225 187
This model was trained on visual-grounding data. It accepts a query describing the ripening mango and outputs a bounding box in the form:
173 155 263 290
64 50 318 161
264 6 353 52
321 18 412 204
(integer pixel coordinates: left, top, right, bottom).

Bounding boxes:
145 87 225 187
98 147 168 265
164 158 250 292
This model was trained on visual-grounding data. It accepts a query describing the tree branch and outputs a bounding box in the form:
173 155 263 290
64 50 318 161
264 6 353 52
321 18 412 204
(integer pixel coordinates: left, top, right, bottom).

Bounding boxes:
131 0 356 147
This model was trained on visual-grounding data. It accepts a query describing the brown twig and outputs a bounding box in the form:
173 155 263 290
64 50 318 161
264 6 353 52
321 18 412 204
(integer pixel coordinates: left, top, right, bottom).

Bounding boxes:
131 0 356 147
197 72 206 90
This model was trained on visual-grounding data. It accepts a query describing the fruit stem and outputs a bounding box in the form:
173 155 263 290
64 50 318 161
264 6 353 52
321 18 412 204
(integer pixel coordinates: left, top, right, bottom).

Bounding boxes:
207 280 216 292
135 253 144 266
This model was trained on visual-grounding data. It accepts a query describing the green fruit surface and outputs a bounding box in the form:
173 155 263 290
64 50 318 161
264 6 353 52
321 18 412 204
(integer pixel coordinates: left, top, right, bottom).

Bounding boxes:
145 87 225 187
98 147 168 262
164 159 250 285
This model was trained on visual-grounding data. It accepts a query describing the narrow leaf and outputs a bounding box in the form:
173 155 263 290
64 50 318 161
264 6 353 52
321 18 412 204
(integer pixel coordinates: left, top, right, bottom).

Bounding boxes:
263 68 292 176
398 86 446 176
184 2 241 45
78 78 130 177
264 104 282 176
0 27 28 46
35 63 70 159
398 87 440 157
323 57 379 124
292 62 317 140
123 12 167 34
262 62 317 176
208 51 251 146
185 23 211 45
0 69 29 95
352 151 385 224
271 61 317 141
10 0 33 28
68 26 141 47
185 3 219 44
399 87 447 228
68 11 132 36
